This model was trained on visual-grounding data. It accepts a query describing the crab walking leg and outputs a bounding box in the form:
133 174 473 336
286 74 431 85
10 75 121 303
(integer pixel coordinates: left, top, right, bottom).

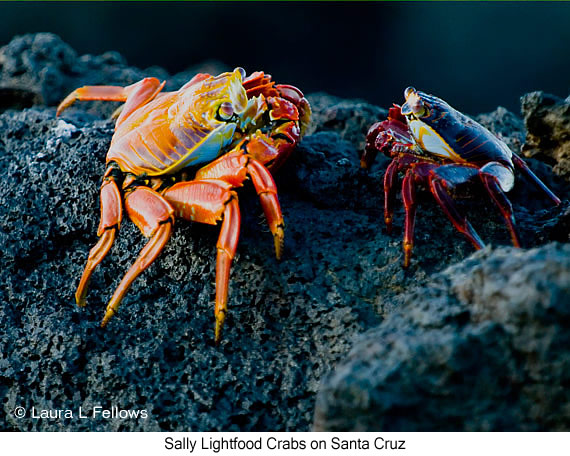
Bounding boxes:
428 176 486 250
195 150 285 259
246 158 285 259
57 86 126 116
56 77 166 121
511 152 562 205
480 173 521 247
383 160 400 234
115 78 166 127
101 187 174 327
162 179 241 343
215 199 241 343
401 172 417 268
76 174 123 306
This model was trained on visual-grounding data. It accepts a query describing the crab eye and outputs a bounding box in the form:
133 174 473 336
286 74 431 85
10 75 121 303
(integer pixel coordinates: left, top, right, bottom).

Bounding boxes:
218 102 234 120
235 67 246 80
404 86 416 99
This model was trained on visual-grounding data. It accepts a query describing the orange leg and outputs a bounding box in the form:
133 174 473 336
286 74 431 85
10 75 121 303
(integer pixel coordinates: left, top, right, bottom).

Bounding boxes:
101 186 174 327
196 151 285 259
56 77 166 125
246 158 285 259
75 170 123 306
215 199 241 343
162 180 241 344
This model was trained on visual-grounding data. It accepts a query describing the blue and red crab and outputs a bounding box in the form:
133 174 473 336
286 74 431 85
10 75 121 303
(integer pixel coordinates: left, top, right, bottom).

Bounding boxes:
57 67 311 342
362 87 561 267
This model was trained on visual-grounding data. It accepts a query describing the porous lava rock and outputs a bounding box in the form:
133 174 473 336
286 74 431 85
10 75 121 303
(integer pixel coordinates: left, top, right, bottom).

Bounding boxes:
521 91 570 181
0 34 568 431
314 243 570 431
0 33 227 113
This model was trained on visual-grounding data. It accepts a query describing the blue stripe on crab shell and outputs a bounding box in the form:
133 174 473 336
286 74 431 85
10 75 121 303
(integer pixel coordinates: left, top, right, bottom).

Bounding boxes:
166 123 237 173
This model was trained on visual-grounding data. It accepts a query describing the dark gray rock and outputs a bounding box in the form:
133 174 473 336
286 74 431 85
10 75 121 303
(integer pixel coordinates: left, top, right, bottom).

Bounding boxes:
0 33 568 431
314 243 570 431
0 33 228 113
521 91 570 181
306 93 388 153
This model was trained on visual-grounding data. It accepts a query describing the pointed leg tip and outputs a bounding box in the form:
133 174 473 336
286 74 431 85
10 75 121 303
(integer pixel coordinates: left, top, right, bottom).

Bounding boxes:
101 308 115 328
215 312 226 345
385 218 393 235
473 240 486 251
75 293 87 308
403 243 413 268
274 226 285 261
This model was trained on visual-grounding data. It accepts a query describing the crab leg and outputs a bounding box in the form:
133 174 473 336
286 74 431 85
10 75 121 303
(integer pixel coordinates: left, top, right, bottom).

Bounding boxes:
215 199 241 344
429 176 486 250
480 173 521 247
511 152 561 205
195 150 285 259
75 171 123 306
101 186 174 327
162 180 241 344
56 86 127 116
401 172 417 268
384 160 400 234
56 78 166 124
246 158 285 259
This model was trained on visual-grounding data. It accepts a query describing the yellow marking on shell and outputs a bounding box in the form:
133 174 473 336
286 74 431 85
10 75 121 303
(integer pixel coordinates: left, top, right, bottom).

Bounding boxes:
408 119 465 162
128 143 154 170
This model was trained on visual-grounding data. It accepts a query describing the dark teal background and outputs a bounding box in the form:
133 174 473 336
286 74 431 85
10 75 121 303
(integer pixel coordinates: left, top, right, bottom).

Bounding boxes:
0 1 569 114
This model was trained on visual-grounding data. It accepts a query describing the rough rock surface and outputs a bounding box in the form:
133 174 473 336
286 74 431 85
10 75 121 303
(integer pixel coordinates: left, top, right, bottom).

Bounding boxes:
0 34 568 431
314 244 570 431
0 33 227 112
521 91 570 181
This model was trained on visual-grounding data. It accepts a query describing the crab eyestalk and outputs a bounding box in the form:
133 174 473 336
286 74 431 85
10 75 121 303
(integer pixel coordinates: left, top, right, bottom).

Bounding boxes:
401 86 427 118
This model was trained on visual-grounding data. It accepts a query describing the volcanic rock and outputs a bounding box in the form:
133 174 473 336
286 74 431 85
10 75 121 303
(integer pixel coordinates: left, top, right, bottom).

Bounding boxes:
314 243 570 431
521 91 570 181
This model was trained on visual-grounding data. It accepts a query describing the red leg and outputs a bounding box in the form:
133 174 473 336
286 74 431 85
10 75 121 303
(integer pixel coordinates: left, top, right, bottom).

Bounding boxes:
401 171 417 268
429 176 486 250
101 186 174 327
162 180 240 344
384 160 400 234
480 173 521 247
75 169 123 306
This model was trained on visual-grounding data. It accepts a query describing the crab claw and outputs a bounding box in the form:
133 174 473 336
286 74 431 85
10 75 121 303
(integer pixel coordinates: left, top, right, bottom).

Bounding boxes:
362 108 415 168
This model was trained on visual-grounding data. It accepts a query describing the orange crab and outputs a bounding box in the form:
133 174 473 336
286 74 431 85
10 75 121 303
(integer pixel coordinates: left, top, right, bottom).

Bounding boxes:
57 68 311 343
